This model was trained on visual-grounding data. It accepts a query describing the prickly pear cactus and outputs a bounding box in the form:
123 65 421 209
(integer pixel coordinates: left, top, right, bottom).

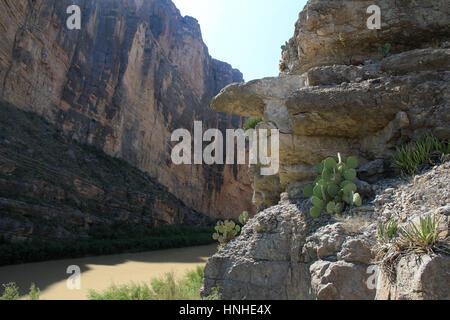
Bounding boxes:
212 220 241 249
303 153 362 218
212 211 249 250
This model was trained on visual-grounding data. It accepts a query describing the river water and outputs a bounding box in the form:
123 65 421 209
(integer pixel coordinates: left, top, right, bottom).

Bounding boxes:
0 244 217 300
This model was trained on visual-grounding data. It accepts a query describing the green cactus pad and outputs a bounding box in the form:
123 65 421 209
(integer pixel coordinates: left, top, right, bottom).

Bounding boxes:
343 182 357 194
313 185 323 199
327 201 336 214
303 185 314 197
327 183 339 197
344 169 357 180
322 169 333 181
324 157 337 169
310 207 322 218
303 154 362 219
346 157 358 169
312 196 324 209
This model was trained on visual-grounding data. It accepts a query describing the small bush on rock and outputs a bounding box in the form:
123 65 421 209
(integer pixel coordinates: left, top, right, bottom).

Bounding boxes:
303 153 362 218
244 117 263 131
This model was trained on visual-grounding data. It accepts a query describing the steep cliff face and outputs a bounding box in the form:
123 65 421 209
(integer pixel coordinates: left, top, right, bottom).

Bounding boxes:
0 100 212 243
0 0 254 219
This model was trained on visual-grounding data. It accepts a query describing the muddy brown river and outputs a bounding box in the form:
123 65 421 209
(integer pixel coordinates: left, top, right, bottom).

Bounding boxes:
0 244 217 300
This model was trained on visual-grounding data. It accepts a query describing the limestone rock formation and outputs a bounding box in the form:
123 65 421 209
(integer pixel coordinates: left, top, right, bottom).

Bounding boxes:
280 0 450 74
0 0 254 219
204 0 450 300
214 48 449 209
376 254 450 300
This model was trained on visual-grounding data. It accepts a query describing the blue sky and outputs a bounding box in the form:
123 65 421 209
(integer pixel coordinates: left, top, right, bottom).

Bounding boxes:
172 0 307 81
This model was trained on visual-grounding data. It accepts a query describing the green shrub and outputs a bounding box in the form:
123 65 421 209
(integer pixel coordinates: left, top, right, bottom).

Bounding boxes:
0 283 20 300
88 266 220 300
28 283 40 300
0 225 215 266
303 153 362 218
393 134 449 175
244 118 263 131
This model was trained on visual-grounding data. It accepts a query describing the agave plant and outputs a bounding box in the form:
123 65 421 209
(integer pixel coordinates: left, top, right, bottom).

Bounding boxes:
303 153 362 218
377 219 399 244
400 215 440 251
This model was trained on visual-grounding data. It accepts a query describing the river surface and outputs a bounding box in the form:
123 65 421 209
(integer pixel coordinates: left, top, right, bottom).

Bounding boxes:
0 244 217 300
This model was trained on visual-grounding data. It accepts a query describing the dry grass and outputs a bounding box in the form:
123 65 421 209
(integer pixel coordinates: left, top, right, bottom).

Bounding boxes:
334 212 373 235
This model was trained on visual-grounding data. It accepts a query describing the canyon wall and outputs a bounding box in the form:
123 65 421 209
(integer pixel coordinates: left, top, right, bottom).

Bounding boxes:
0 0 254 219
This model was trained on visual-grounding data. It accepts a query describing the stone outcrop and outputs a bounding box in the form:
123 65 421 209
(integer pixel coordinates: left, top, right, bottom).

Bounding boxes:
280 0 450 75
376 254 450 300
0 0 254 219
214 48 449 209
204 0 450 300
202 162 450 300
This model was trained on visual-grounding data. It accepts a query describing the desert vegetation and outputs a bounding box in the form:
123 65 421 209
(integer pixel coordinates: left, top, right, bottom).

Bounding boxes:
0 224 214 266
212 211 249 250
303 154 362 218
393 134 449 175
375 214 449 281
243 117 263 131
88 266 219 300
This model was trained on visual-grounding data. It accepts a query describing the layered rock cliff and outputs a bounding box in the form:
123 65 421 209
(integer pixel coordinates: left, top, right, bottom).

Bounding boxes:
203 0 449 300
0 0 254 219
0 100 211 242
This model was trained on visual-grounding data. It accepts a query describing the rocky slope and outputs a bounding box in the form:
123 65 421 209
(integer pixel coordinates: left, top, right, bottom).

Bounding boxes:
202 161 449 300
203 0 449 300
0 0 254 219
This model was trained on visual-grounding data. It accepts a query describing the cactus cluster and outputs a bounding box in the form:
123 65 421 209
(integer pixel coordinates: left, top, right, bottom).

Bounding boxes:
212 220 240 248
303 153 362 218
212 211 249 249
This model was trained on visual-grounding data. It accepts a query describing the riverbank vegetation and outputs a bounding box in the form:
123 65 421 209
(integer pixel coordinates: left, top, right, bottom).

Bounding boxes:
1 267 218 300
88 266 219 300
0 224 214 266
